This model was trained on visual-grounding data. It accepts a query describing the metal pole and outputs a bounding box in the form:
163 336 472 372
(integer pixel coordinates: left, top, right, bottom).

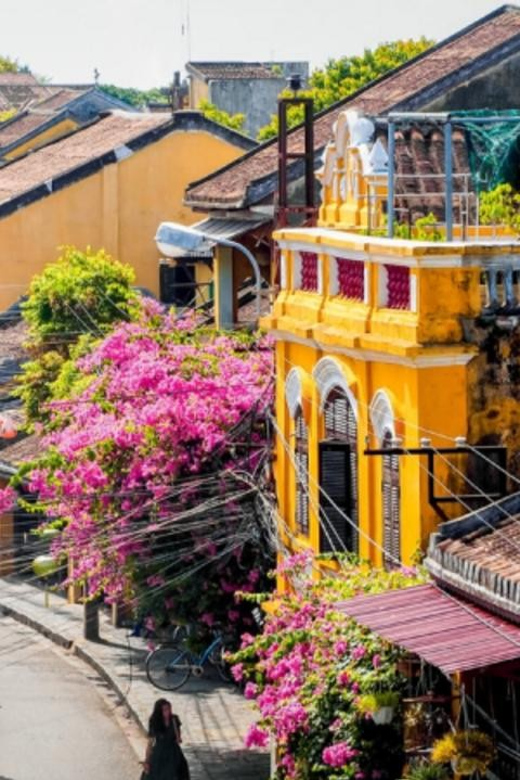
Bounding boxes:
444 121 453 241
387 121 395 238
217 237 262 319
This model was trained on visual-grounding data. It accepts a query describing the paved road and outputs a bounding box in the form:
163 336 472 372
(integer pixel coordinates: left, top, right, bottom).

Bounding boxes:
0 614 141 780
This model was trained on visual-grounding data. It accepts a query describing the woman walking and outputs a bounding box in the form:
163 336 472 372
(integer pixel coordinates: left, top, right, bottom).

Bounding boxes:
141 698 190 780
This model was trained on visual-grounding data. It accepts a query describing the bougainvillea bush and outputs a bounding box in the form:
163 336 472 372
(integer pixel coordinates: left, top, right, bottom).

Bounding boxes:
1 302 274 633
232 553 426 780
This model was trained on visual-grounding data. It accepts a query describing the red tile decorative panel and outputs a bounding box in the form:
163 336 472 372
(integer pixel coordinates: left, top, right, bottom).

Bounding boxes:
300 252 319 292
337 258 364 300
385 264 410 309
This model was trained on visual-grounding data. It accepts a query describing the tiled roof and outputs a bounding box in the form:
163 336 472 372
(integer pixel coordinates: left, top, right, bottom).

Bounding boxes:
0 112 171 205
427 492 520 623
0 111 59 148
186 5 520 208
32 88 88 112
0 433 40 467
0 320 29 401
187 62 283 81
0 73 59 111
385 126 472 221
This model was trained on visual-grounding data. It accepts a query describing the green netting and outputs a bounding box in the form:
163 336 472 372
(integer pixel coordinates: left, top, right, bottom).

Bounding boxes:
454 110 520 191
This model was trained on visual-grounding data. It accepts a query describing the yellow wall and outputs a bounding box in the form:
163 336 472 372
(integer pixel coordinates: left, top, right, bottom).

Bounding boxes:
3 118 79 161
0 128 247 310
263 229 520 568
189 77 209 108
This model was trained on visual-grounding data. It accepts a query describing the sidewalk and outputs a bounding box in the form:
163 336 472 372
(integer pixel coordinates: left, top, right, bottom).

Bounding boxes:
0 577 270 780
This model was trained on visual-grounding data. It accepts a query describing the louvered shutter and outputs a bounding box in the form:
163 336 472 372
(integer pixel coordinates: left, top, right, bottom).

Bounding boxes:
295 411 309 535
320 389 358 553
319 442 353 552
382 439 401 568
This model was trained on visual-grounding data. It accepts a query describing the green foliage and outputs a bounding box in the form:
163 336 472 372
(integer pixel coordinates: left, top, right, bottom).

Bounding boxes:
198 100 246 132
22 246 137 345
257 38 434 140
17 246 139 423
0 55 22 73
99 83 169 108
358 691 400 713
0 107 16 123
479 183 520 234
401 760 449 780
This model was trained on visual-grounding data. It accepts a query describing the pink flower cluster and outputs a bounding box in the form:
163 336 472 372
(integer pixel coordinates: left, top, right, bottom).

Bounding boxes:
15 306 273 614
322 742 358 768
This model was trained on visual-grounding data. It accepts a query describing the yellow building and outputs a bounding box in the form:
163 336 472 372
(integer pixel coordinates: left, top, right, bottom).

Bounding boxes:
262 109 520 569
0 109 255 310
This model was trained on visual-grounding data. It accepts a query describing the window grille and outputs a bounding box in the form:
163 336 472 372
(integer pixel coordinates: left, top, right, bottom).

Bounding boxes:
385 264 410 309
295 409 309 535
382 431 401 568
319 390 358 553
336 258 364 300
300 252 319 292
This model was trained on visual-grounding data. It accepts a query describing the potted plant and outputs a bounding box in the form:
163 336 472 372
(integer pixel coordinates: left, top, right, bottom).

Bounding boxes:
358 691 400 725
431 729 495 776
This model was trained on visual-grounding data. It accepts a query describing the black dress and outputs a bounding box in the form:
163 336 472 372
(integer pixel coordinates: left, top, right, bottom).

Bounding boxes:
142 718 190 780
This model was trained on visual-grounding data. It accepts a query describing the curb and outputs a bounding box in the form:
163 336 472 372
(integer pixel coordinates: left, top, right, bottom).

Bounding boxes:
0 599 147 735
0 601 73 650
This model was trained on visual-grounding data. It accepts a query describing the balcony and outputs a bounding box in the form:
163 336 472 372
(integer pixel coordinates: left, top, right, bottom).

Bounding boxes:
266 228 520 356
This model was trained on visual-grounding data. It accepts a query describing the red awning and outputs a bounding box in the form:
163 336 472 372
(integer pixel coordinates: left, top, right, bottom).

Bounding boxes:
338 584 520 675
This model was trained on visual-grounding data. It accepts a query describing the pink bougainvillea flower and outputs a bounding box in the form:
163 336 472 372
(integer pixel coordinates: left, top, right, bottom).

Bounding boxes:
245 724 269 748
322 742 358 768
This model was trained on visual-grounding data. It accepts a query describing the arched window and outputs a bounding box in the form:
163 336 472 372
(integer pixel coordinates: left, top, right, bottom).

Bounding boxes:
382 430 400 569
294 408 309 536
319 388 358 553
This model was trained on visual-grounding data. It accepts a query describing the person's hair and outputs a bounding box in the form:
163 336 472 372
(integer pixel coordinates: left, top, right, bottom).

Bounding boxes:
148 698 172 735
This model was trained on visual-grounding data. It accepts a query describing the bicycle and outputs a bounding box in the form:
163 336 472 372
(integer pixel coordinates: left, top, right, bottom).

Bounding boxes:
145 629 233 691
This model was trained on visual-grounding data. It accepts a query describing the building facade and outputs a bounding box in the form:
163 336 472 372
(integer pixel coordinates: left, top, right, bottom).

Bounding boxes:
186 61 309 139
263 199 520 568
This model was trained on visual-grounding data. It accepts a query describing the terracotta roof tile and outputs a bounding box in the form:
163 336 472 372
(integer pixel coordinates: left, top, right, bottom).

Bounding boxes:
188 62 282 81
0 73 60 112
0 112 171 204
33 88 87 112
427 492 520 622
186 5 520 208
0 433 40 466
0 112 57 148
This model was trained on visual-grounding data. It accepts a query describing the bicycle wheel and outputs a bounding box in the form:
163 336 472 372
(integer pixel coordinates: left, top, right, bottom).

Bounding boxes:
208 643 234 683
146 643 192 691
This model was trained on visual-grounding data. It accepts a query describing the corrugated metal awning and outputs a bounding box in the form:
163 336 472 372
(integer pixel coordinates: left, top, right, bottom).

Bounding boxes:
158 216 271 259
192 215 271 241
339 584 520 674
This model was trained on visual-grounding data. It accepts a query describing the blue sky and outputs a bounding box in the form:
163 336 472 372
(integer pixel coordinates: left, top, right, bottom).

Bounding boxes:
3 0 513 88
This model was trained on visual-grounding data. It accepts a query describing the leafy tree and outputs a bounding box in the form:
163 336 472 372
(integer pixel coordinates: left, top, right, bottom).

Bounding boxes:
198 99 245 132
17 246 139 423
0 55 21 73
100 83 170 108
257 38 434 141
3 307 274 634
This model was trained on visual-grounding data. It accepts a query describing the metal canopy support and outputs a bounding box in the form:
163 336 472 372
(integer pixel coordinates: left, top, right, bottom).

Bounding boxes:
387 121 396 238
364 444 508 522
277 96 316 228
444 121 454 242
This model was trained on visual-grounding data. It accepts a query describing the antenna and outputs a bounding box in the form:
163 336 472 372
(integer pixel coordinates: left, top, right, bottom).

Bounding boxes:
185 0 192 63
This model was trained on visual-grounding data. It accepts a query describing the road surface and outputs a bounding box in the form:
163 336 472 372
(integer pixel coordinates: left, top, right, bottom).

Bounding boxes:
0 613 142 780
